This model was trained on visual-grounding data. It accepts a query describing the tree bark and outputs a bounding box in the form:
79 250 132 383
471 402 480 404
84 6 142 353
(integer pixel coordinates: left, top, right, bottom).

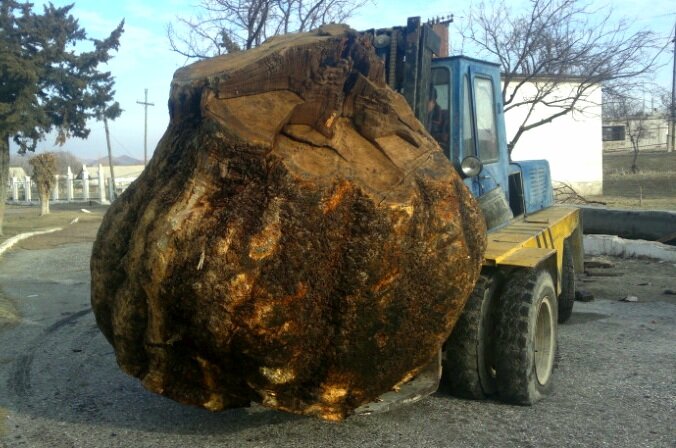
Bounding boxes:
631 147 639 173
91 25 486 421
37 187 50 215
630 134 640 173
0 135 9 236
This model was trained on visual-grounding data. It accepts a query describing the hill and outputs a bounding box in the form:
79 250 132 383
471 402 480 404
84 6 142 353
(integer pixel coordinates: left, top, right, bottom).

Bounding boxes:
89 155 143 166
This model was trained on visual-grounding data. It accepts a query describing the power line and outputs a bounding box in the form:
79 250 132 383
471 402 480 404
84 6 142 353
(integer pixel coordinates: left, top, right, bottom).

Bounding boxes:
110 135 142 161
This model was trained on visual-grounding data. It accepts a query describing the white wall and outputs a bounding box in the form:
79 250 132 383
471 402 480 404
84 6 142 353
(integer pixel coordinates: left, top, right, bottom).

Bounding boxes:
504 80 603 195
603 115 670 153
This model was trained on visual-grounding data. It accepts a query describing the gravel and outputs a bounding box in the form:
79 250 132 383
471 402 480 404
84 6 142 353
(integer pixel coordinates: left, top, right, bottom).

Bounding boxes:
0 243 674 448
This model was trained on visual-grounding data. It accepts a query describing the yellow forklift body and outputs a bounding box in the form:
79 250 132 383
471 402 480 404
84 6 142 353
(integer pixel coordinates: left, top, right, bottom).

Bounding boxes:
484 206 583 295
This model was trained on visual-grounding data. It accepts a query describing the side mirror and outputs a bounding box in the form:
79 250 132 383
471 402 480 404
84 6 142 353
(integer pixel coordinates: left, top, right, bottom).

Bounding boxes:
460 156 482 178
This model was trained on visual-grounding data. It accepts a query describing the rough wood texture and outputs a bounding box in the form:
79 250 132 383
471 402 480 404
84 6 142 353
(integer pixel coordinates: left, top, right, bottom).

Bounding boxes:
90 25 486 421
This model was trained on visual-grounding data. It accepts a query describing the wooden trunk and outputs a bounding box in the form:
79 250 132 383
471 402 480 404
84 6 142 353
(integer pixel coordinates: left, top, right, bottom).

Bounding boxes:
90 25 486 421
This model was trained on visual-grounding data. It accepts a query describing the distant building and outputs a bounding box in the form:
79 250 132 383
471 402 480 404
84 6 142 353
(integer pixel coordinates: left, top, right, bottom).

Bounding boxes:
602 114 670 153
86 164 145 182
9 167 27 178
75 164 145 192
6 163 145 203
9 163 143 185
504 76 603 196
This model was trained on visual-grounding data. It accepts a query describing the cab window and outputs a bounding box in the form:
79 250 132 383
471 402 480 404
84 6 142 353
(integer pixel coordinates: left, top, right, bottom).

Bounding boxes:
463 75 475 158
428 68 450 157
474 77 499 162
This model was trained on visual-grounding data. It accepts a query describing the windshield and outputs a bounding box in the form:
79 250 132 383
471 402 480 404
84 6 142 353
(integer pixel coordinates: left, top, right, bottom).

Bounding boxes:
428 67 451 158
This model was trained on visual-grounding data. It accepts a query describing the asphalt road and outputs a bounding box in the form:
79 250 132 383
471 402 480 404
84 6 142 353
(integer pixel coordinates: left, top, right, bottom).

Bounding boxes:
0 241 674 448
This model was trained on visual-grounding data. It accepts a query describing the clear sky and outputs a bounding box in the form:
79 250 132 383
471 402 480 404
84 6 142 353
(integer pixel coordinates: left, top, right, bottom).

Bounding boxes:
20 0 676 163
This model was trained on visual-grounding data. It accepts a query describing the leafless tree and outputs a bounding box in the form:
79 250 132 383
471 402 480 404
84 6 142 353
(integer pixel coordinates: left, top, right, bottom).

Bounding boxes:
168 0 370 60
624 112 650 174
461 0 668 154
52 151 84 175
604 89 649 173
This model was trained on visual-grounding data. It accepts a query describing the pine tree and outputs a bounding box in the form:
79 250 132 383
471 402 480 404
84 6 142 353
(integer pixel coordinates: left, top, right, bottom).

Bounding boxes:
0 1 123 234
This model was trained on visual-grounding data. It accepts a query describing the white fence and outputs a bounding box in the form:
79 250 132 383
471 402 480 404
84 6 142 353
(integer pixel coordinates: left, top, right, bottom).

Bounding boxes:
6 164 138 204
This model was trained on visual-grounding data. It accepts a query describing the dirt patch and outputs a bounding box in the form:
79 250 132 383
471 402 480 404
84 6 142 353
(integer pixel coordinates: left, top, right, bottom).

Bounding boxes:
17 218 102 250
582 195 676 210
1 204 106 250
0 407 8 437
0 289 19 330
580 255 676 305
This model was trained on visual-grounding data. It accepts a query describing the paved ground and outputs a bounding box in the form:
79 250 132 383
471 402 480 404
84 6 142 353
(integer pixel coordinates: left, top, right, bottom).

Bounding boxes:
0 217 674 447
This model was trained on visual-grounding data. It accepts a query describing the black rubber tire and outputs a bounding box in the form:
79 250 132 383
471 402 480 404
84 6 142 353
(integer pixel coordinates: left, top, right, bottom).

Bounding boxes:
558 239 575 323
495 269 558 405
442 274 497 399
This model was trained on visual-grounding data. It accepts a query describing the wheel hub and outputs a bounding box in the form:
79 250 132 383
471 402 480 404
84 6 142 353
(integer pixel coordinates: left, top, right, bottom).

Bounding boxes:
534 297 555 385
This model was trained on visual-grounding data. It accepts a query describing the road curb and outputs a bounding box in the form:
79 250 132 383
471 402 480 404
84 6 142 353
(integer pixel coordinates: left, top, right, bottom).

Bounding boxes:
0 227 63 258
584 234 676 262
580 207 676 243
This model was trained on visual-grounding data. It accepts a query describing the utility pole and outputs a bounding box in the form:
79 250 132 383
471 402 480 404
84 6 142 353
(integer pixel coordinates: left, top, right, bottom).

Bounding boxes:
103 117 117 200
670 20 675 153
136 88 155 165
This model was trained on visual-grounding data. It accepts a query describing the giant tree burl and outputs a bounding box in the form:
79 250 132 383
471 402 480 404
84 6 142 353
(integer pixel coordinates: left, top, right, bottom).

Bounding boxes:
91 24 486 421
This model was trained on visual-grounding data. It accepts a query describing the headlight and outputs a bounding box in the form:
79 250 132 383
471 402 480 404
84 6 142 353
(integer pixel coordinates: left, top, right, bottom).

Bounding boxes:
460 156 482 178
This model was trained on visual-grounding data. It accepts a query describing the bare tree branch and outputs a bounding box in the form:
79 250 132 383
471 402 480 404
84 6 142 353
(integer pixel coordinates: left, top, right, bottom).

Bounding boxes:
168 0 370 61
554 181 606 205
603 89 651 172
463 0 669 154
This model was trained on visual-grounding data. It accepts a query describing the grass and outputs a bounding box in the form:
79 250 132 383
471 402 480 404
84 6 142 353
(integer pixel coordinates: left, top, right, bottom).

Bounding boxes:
560 152 676 210
0 203 107 245
606 170 674 180
585 151 676 210
603 151 676 174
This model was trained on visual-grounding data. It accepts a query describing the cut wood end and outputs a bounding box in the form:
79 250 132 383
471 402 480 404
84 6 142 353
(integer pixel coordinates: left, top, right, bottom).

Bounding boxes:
172 24 355 87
